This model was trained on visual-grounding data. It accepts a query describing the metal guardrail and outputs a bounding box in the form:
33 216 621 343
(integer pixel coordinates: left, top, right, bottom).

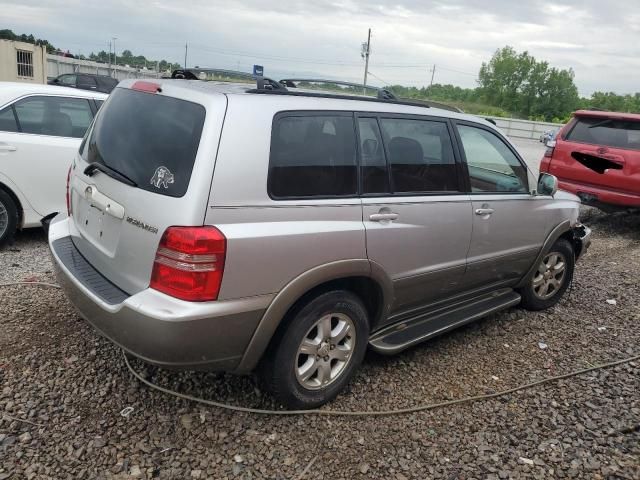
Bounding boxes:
485 116 564 140
46 55 161 81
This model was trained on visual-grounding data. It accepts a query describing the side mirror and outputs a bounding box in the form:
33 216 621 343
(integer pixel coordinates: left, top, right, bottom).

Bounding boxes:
537 173 558 196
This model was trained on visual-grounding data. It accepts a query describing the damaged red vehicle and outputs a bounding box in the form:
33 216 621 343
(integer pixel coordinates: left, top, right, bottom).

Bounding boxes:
540 110 640 211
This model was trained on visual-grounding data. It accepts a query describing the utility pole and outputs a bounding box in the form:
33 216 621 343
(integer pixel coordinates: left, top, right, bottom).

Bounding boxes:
361 28 371 92
430 64 436 87
184 43 188 69
112 37 117 67
108 40 112 76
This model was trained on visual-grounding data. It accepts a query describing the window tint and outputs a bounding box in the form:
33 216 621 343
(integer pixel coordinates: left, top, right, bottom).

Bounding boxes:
0 107 18 132
95 100 104 110
458 125 528 193
358 117 388 194
13 96 94 138
77 75 97 89
84 88 205 198
269 115 357 198
59 74 76 86
567 117 640 151
379 118 458 193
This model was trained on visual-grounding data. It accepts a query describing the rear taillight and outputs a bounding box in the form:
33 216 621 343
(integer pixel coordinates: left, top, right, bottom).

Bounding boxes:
150 226 226 302
544 140 556 158
66 165 72 216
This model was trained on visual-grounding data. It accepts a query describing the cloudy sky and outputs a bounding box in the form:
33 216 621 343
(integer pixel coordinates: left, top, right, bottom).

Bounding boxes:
3 0 639 96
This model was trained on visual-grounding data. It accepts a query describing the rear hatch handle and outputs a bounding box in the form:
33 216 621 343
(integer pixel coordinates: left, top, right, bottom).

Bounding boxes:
84 162 138 187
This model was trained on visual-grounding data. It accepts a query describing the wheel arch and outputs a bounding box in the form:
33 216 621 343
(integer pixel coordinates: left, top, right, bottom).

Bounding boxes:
0 180 23 228
516 220 573 289
234 259 393 374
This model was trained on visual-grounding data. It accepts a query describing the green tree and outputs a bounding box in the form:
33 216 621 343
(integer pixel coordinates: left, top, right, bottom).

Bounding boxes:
478 46 579 121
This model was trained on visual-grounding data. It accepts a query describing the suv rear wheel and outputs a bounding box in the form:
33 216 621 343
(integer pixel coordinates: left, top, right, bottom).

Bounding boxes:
260 290 369 409
0 189 18 247
519 238 574 311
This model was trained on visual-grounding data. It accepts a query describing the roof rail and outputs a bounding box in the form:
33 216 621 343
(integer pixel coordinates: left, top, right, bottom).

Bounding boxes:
248 88 441 110
170 68 287 92
279 78 397 100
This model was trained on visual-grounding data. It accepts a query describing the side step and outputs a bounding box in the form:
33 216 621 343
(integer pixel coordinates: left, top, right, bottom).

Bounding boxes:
369 289 521 355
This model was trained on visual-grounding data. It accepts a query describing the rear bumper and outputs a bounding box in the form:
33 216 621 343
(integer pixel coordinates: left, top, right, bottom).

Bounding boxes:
557 179 640 209
48 214 273 371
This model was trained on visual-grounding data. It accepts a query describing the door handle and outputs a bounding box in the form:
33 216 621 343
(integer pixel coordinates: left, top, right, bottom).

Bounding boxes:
369 213 399 222
475 208 495 216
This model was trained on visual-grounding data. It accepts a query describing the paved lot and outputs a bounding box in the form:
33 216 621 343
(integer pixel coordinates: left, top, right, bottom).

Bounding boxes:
509 137 546 175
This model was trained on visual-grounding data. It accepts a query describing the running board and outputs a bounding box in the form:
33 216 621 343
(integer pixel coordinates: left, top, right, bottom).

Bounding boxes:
369 289 521 355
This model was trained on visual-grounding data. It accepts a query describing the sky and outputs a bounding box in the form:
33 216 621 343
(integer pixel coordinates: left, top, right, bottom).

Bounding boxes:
2 0 639 96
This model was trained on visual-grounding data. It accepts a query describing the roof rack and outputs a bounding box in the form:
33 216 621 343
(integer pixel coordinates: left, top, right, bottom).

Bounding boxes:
279 78 397 100
170 68 287 91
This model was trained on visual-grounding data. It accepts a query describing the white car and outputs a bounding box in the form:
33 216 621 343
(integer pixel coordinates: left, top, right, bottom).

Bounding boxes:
0 82 107 245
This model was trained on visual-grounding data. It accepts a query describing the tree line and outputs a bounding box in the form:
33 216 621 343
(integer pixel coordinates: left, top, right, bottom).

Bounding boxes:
388 46 638 122
2 30 637 121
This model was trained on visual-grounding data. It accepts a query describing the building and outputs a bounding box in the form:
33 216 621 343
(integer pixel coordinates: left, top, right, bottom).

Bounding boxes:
0 38 160 85
0 39 47 84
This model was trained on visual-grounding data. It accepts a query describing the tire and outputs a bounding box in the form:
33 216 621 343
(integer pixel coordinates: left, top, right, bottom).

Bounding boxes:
259 290 369 409
0 189 18 247
519 238 574 311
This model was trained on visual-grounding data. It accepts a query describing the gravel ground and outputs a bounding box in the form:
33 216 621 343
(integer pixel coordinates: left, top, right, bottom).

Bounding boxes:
1 208 639 479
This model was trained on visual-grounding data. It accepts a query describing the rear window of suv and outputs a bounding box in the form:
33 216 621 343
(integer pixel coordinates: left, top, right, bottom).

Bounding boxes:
82 88 205 197
566 117 640 151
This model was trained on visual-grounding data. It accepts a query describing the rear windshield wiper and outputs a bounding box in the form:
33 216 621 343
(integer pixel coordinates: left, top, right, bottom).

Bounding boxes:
588 118 613 129
84 162 138 187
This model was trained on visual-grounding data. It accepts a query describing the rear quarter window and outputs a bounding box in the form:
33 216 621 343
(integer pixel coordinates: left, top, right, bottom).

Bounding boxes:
567 117 640 150
268 113 357 199
83 88 205 197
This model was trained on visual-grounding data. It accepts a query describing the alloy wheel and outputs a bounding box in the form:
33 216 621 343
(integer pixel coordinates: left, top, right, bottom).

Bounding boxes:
0 200 8 239
295 313 356 390
532 252 567 300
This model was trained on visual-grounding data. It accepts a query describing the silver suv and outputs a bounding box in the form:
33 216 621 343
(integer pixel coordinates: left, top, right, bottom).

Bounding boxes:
49 76 591 408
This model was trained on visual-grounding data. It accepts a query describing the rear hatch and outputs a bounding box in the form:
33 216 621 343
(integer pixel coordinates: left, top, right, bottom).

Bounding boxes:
69 81 227 294
549 112 640 194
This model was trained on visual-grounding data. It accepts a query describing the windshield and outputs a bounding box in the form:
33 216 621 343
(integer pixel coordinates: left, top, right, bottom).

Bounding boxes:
81 88 206 197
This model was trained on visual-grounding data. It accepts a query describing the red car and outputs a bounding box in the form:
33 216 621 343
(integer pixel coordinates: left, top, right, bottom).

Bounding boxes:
540 110 640 211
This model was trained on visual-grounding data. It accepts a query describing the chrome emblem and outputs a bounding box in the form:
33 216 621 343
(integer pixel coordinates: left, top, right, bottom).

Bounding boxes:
150 166 175 189
126 216 158 234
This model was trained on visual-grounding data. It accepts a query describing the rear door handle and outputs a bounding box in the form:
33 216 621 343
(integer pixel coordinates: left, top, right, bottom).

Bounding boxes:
369 213 399 222
475 208 495 216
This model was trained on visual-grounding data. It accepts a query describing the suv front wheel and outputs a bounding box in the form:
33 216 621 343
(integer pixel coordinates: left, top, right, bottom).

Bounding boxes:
260 290 369 409
519 238 575 311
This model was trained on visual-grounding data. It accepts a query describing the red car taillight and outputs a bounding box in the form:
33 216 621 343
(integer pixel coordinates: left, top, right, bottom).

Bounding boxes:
150 226 226 302
65 165 72 216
